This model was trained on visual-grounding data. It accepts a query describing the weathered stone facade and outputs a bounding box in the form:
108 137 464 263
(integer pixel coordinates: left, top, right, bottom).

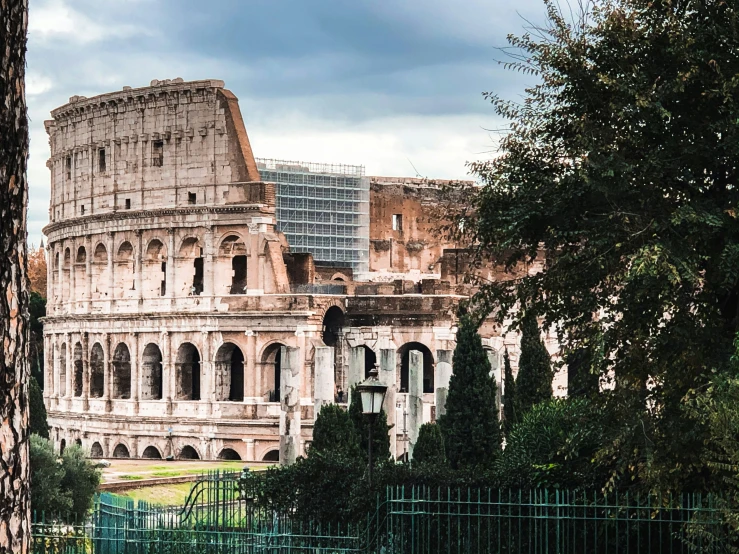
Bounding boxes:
42 79 563 463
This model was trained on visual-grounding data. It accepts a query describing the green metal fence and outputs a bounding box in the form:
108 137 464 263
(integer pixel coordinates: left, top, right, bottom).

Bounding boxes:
31 472 738 553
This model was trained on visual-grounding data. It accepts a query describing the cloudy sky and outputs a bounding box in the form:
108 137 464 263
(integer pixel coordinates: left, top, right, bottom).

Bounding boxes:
26 0 547 244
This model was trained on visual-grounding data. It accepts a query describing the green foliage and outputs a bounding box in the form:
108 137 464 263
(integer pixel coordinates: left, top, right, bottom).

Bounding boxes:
29 291 46 386
348 386 391 465
453 0 739 492
29 375 49 439
566 347 599 399
60 444 102 520
502 348 517 437
441 314 502 469
30 434 72 516
310 403 361 460
412 423 446 465
497 398 610 489
515 313 553 416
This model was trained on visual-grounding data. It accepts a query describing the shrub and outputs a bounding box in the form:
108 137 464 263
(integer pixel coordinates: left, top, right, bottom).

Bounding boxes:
412 423 446 465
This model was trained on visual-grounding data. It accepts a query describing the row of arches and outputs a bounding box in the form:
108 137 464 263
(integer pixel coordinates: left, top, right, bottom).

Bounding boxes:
87 441 279 462
354 342 435 394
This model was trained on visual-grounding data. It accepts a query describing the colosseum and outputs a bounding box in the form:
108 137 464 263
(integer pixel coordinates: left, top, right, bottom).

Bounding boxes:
42 78 563 463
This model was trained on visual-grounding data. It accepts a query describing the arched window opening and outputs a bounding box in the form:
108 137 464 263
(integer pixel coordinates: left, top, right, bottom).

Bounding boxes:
262 450 279 462
112 343 131 399
361 345 377 379
92 243 108 300
220 235 247 294
75 246 87 299
141 343 163 400
218 448 241 461
262 343 285 402
113 444 130 458
178 445 199 460
178 238 203 296
58 343 67 397
63 248 71 300
398 342 435 394
90 442 103 458
142 446 162 459
322 307 345 347
73 342 83 397
115 241 135 298
215 343 244 402
176 343 201 400
76 246 86 264
59 439 66 455
145 239 167 296
90 342 105 398
54 252 60 270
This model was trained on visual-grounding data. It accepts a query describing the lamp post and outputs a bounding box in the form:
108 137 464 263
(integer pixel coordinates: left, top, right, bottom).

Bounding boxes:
356 364 388 487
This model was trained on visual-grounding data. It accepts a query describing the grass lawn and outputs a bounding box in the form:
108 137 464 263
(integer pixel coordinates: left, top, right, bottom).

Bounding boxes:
118 482 195 506
101 459 260 483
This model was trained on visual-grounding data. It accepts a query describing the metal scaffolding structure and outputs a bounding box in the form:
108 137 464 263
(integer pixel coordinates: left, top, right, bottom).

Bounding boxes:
257 158 370 273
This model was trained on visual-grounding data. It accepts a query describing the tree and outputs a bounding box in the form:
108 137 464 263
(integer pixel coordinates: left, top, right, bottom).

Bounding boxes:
412 423 446 465
502 348 517 437
515 313 553 416
348 386 391 465
441 314 502 469
28 292 45 387
29 377 48 439
456 0 739 491
310 404 361 460
60 445 101 521
0 0 30 550
27 245 47 297
29 435 71 518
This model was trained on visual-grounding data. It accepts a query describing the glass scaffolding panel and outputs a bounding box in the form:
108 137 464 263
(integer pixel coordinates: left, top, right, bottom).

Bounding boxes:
258 158 370 273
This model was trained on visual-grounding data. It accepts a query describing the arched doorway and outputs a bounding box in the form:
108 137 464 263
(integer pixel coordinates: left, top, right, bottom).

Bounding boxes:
322 306 345 347
214 343 244 401
59 439 66 455
141 343 163 400
90 342 105 398
90 442 103 458
113 444 130 458
142 446 162 459
361 345 377 378
178 445 200 460
145 239 167 297
176 343 201 400
177 237 203 296
112 342 131 399
261 343 285 402
262 450 279 463
218 448 241 461
115 241 135 298
58 343 67 397
73 342 83 397
220 235 247 294
398 343 435 393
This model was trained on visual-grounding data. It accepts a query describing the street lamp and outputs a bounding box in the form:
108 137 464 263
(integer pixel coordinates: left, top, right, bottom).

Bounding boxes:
356 364 388 487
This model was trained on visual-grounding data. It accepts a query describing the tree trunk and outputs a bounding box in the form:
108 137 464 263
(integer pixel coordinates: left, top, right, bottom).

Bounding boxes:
0 0 30 553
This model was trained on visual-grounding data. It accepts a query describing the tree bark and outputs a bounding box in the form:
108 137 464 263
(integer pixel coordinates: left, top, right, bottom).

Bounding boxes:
0 0 30 553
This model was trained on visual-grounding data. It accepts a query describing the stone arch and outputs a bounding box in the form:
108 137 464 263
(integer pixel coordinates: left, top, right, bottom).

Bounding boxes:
330 272 348 282
176 343 201 400
262 449 279 462
74 246 87 299
90 342 105 398
141 343 163 400
115 241 135 298
218 448 241 461
59 438 66 454
359 345 377 379
112 342 131 399
214 342 244 402
144 238 167 296
63 248 71 300
398 342 435 394
176 236 203 296
322 306 345 347
54 251 60 270
90 442 103 458
76 245 87 263
219 234 248 294
260 342 287 402
58 342 67 397
73 342 83 397
92 243 108 299
113 443 130 458
178 445 200 460
142 445 162 459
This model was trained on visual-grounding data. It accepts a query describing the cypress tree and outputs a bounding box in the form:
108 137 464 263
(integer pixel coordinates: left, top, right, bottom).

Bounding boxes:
441 314 502 469
29 375 49 439
310 404 360 460
502 348 517 438
412 423 446 465
348 386 391 465
516 313 553 416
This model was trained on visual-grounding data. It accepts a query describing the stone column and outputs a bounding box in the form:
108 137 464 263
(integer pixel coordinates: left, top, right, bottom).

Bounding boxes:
245 438 255 462
57 243 63 309
487 350 502 417
131 332 139 412
379 348 397 459
435 350 453 418
64 333 72 400
85 236 92 307
166 229 175 299
201 331 212 413
52 335 60 400
408 350 424 460
245 331 256 399
247 225 260 292
313 346 334 420
204 227 215 298
69 249 76 312
106 232 114 312
347 346 365 407
279 346 301 466
161 331 173 414
135 231 143 302
82 333 90 410
103 333 112 405
43 335 51 402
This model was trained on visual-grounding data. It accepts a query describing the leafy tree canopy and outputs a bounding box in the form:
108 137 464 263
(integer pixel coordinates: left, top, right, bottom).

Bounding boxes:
412 423 446 466
29 376 48 439
310 403 361 461
515 313 553 415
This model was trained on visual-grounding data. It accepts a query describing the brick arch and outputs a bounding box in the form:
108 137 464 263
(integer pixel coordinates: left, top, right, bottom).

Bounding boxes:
215 230 249 251
177 444 202 460
176 235 203 255
256 444 280 462
144 237 167 259
112 439 132 458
